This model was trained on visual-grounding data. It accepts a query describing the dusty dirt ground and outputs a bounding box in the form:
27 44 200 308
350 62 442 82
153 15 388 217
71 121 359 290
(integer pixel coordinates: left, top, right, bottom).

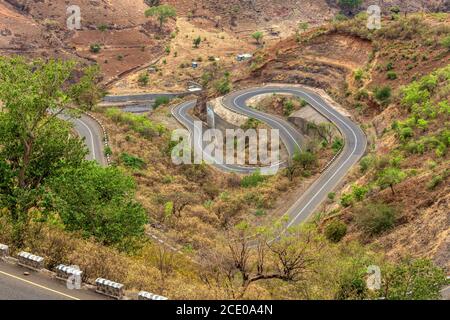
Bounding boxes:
109 17 258 94
0 0 166 82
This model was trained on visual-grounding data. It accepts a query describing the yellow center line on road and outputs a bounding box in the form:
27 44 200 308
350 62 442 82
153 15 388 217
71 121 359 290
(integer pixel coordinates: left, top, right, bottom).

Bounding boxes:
0 270 80 300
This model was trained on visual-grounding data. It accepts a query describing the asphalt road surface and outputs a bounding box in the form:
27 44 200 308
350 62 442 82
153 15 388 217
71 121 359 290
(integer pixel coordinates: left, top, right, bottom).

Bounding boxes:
62 114 107 166
7 86 446 300
173 85 367 227
0 260 107 300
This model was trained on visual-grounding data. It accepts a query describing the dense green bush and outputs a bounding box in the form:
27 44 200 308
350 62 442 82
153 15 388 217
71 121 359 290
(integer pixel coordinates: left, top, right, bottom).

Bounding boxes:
332 138 344 153
241 170 266 188
354 202 398 236
106 108 166 138
387 71 397 80
120 153 146 170
45 162 148 248
441 35 450 49
90 43 101 53
427 175 443 190
102 147 112 159
374 86 392 104
351 184 368 201
335 271 367 300
325 220 348 243
399 126 414 140
359 155 374 173
376 15 425 40
241 118 262 130
215 72 232 94
338 0 363 12
354 69 364 81
154 96 170 108
283 100 295 116
340 193 353 208
138 72 149 86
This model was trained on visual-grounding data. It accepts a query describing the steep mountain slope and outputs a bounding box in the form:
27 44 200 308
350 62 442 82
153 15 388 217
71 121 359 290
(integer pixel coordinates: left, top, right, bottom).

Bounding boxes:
0 0 164 82
237 12 449 271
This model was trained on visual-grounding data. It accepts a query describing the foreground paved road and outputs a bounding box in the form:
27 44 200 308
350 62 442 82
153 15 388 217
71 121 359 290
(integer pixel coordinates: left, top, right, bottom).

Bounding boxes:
0 261 107 300
59 113 107 166
173 85 367 227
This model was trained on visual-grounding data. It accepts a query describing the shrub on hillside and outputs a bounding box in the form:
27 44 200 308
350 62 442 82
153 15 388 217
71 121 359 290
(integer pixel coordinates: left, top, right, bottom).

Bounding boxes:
325 220 348 243
441 35 450 49
387 71 397 80
241 170 266 188
215 72 232 95
138 72 150 86
374 86 392 104
354 202 398 236
105 108 166 138
120 153 146 170
154 96 170 108
90 43 101 53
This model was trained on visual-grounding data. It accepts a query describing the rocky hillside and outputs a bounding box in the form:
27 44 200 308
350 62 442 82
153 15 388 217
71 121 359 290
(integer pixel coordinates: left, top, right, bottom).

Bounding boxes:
0 0 165 83
237 12 449 271
165 0 448 29
1 0 447 84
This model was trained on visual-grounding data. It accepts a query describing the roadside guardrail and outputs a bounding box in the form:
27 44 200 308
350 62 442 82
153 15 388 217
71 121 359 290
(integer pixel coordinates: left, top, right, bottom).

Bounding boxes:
95 278 125 299
138 291 168 300
83 111 111 165
55 264 83 281
17 251 45 271
0 244 9 257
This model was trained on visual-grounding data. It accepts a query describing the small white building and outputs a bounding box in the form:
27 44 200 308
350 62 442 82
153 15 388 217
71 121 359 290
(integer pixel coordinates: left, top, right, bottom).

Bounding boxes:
236 53 253 61
187 86 202 93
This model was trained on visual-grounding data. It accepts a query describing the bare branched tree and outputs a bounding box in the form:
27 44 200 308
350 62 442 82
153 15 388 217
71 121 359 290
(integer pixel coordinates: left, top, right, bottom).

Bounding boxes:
155 245 174 290
200 222 320 298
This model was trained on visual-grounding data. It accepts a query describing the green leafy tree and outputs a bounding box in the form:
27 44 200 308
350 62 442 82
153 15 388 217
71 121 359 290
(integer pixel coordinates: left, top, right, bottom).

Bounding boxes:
325 220 347 243
295 150 317 170
193 36 202 48
286 149 317 181
377 167 406 194
0 57 98 228
70 65 103 109
215 72 232 94
44 162 147 248
145 5 176 30
354 202 398 235
380 259 448 300
251 31 264 44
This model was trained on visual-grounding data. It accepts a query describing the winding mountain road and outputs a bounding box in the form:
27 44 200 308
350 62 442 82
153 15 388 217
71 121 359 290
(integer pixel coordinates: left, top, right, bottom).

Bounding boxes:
7 86 450 300
173 85 367 227
76 84 367 229
61 114 107 166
